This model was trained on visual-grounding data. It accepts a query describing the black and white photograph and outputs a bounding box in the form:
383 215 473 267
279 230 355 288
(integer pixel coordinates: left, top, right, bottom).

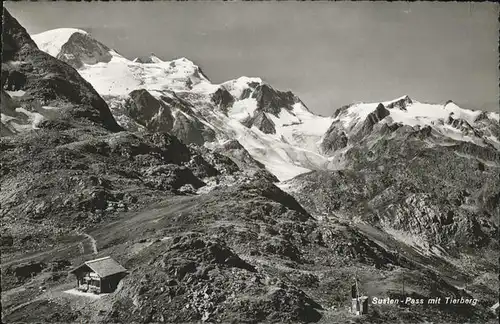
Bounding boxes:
1 1 498 323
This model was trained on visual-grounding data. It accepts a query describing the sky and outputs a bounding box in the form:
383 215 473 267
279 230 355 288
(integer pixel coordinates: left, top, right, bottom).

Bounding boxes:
4 1 499 115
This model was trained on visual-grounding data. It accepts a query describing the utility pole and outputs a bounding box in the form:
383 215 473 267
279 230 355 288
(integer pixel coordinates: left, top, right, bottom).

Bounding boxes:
355 275 359 300
355 274 360 315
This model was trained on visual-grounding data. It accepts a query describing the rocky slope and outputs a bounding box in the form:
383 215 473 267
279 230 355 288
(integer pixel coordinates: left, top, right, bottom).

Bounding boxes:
1 6 248 265
281 100 500 319
0 9 340 324
287 95 499 256
2 11 121 134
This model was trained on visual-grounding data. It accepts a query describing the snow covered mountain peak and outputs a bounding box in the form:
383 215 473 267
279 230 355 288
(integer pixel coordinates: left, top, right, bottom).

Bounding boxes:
28 28 335 180
220 76 263 99
32 28 88 57
332 95 496 129
321 95 500 154
33 28 113 69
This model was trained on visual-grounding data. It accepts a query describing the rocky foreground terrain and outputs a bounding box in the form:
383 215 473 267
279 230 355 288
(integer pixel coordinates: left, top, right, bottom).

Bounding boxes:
1 8 499 324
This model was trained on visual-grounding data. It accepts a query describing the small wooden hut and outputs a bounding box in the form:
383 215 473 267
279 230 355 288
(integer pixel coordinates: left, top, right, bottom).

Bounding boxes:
70 256 127 294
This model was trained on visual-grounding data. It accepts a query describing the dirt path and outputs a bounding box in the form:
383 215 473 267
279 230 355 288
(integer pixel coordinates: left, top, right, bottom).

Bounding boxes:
1 241 81 268
2 232 97 268
88 195 202 250
2 196 198 269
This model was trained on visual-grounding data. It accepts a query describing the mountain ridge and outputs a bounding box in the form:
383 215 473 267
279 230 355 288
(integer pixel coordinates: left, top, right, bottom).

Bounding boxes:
28 27 499 182
29 28 335 180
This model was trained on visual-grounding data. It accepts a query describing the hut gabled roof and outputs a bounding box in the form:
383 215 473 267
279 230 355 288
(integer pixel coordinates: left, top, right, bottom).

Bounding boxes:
70 256 127 278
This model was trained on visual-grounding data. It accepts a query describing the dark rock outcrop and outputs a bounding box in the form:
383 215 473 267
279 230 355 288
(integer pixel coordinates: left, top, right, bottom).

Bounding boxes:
361 103 390 132
252 83 297 115
171 111 212 145
320 126 348 154
187 143 240 177
351 103 390 142
243 111 276 134
214 139 279 182
143 164 206 191
118 90 216 145
211 87 234 114
3 70 27 91
133 54 161 64
322 103 391 153
1 8 122 132
473 111 489 123
56 32 113 69
378 122 403 136
386 95 413 111
237 83 301 133
446 115 482 137
0 90 22 136
332 103 353 118
125 89 174 132
239 81 261 100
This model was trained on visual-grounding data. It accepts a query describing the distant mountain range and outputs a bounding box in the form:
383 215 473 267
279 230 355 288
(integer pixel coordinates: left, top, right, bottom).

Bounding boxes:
3 27 494 181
